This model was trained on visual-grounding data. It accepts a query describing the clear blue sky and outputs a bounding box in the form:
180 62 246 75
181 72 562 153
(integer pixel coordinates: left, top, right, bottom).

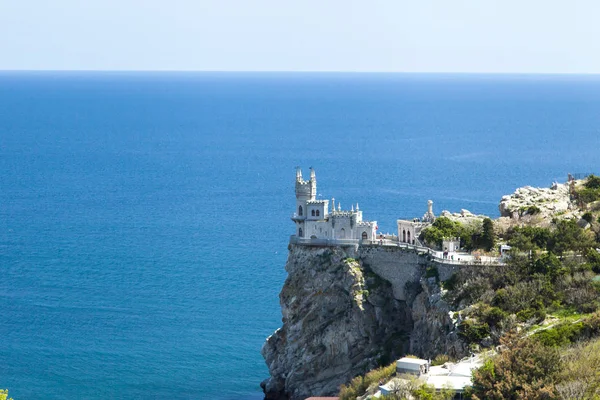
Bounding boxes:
1 0 599 73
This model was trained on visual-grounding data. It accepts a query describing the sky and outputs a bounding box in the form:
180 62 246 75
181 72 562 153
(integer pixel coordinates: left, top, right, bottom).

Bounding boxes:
1 0 599 73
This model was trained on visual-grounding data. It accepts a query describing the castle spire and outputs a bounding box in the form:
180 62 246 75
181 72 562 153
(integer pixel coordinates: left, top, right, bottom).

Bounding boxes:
351 204 354 212
310 167 316 180
356 203 359 211
296 166 302 181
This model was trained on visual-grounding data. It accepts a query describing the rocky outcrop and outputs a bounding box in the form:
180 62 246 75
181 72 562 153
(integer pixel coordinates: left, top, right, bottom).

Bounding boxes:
261 245 467 400
498 182 575 221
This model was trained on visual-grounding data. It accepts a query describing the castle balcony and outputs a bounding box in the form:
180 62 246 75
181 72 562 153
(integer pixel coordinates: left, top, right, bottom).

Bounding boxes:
291 213 306 222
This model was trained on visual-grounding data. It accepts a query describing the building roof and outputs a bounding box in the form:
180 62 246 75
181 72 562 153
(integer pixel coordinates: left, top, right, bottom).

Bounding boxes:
397 357 429 365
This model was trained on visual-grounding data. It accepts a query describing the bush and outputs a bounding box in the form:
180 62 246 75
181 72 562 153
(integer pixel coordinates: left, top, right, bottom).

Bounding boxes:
441 273 459 291
470 333 560 400
534 321 585 347
483 306 508 326
458 320 490 343
516 308 535 322
431 354 451 366
425 266 439 280
339 362 396 400
585 174 600 189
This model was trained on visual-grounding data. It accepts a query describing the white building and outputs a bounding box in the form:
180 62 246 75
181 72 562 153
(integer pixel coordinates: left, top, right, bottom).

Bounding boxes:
442 237 461 253
397 200 436 245
291 167 377 242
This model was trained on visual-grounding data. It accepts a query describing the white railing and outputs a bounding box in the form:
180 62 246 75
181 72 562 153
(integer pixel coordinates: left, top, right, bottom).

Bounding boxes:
289 235 504 265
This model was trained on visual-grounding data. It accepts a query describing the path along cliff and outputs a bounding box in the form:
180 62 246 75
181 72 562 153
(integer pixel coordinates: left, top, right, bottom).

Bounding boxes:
261 244 469 400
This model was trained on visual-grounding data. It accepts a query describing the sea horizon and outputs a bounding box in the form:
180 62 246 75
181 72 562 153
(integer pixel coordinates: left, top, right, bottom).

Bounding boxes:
2 72 600 399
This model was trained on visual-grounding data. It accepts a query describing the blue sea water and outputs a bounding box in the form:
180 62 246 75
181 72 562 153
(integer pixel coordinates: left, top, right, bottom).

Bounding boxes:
1 72 600 399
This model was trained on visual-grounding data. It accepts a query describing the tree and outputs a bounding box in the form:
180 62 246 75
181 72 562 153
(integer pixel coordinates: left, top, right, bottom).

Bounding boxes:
471 333 560 400
0 390 13 400
481 218 495 252
547 219 596 255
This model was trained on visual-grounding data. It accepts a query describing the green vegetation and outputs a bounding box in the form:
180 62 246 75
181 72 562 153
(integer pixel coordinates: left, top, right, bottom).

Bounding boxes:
424 266 439 280
480 218 495 251
519 205 541 216
0 390 13 400
338 362 396 400
470 333 560 400
421 216 493 251
574 174 600 204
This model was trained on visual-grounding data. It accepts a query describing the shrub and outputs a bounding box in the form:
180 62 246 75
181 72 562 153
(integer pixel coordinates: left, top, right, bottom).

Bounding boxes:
585 174 600 189
534 321 586 347
483 306 508 326
425 266 439 280
458 320 490 343
516 308 535 322
470 333 560 400
339 362 396 400
431 354 451 366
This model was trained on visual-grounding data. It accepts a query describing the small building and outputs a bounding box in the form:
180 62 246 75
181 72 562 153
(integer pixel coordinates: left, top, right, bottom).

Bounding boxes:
396 200 436 245
442 237 460 253
499 244 512 256
396 357 430 375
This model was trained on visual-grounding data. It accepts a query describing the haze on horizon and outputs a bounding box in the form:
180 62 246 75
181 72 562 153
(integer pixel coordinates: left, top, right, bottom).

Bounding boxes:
1 0 599 74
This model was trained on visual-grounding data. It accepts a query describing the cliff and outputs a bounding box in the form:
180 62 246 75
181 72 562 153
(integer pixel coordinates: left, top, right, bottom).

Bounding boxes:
261 244 467 400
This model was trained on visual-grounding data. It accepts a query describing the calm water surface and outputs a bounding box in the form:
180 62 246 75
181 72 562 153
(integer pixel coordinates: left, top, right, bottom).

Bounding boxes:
1 72 600 399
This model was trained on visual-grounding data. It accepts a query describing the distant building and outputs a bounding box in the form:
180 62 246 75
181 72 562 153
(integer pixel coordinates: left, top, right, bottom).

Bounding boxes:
292 167 377 242
380 355 484 399
396 200 436 245
442 237 461 253
396 357 430 375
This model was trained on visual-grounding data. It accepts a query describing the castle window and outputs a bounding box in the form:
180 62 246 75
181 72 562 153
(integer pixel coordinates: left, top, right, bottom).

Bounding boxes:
340 228 346 239
403 230 406 242
362 231 368 240
299 228 303 237
298 206 303 216
316 210 320 217
311 210 316 216
407 231 411 243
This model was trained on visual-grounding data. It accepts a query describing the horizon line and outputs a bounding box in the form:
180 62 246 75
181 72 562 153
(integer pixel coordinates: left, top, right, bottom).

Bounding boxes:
1 69 600 76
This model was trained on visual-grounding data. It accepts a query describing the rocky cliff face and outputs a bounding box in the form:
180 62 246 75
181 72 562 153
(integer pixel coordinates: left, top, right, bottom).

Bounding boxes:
261 244 467 400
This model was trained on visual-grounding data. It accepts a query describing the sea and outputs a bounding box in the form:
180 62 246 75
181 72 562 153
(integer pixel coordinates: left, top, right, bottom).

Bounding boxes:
1 72 600 399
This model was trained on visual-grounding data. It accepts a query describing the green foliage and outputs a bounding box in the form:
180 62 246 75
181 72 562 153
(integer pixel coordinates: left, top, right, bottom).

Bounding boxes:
519 205 541 216
585 248 600 273
582 212 594 223
458 320 490 343
547 219 596 255
441 273 459 291
535 321 586 347
422 217 462 248
585 174 600 189
507 226 551 251
470 333 560 400
338 362 397 400
425 266 439 280
480 218 495 252
555 337 600 399
577 187 600 203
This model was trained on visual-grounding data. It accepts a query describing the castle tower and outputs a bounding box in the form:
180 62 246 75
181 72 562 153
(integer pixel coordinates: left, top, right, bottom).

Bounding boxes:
293 167 318 237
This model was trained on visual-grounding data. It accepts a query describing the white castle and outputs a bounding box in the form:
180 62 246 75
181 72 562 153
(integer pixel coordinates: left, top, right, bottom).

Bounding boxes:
291 167 378 242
